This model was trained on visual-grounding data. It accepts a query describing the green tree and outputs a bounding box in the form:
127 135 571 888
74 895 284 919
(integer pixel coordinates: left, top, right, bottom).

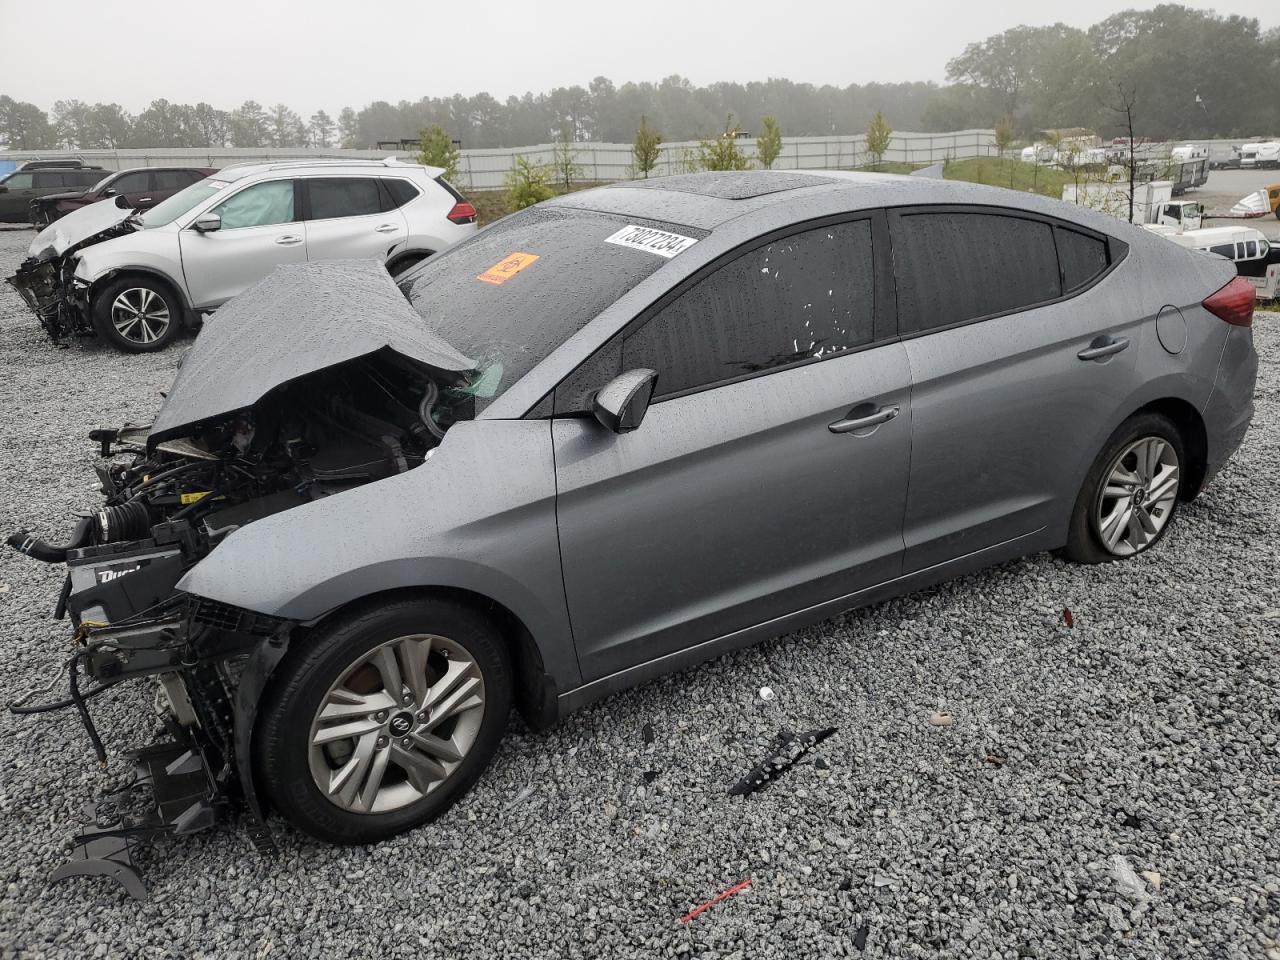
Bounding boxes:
308 110 335 148
337 107 359 147
993 114 1014 157
864 111 893 170
416 124 461 182
230 100 269 147
551 127 583 191
756 115 783 169
697 114 751 171
505 156 555 210
632 115 662 178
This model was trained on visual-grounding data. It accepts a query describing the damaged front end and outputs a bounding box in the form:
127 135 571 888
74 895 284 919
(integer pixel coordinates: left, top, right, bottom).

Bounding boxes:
7 261 476 897
6 198 137 343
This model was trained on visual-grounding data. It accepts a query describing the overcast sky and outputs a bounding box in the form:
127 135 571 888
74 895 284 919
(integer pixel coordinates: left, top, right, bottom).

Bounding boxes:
2 0 1277 117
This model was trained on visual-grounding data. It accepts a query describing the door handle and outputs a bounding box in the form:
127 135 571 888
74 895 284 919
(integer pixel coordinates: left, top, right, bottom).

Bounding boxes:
275 235 303 245
374 223 400 234
829 404 900 434
1077 336 1130 361
137 197 152 203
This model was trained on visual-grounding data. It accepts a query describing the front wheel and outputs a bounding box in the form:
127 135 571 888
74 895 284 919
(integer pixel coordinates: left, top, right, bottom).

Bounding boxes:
1063 412 1185 564
91 277 182 353
255 597 512 844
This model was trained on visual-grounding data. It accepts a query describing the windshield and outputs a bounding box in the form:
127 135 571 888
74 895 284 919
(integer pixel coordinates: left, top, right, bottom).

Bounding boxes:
402 206 691 413
139 179 226 228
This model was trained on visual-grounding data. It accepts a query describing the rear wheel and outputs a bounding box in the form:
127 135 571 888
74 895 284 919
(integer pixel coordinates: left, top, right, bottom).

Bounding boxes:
1064 412 1184 564
91 276 182 353
256 597 511 844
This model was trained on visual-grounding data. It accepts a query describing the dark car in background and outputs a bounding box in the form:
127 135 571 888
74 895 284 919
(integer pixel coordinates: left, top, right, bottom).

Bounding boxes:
0 165 107 222
28 166 218 226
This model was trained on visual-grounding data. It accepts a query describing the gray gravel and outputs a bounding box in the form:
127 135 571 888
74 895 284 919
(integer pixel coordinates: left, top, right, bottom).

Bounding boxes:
0 223 1277 959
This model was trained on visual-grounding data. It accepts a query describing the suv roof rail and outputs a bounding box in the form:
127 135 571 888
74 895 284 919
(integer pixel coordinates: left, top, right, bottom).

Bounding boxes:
262 157 417 172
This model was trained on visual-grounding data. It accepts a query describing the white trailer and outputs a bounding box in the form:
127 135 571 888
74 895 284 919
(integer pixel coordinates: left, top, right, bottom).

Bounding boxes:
1062 180 1202 230
1240 141 1280 169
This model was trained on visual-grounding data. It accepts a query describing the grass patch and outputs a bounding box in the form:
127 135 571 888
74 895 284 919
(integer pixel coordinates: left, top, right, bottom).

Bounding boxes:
852 161 925 175
942 157 1072 199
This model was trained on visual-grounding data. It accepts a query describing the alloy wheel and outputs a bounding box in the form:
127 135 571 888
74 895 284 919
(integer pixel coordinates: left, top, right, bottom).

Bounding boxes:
307 633 486 814
110 287 171 346
1094 436 1180 556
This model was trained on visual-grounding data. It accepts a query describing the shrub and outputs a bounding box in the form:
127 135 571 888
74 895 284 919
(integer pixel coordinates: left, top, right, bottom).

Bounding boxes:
505 155 555 210
416 124 461 183
756 115 783 169
697 114 752 172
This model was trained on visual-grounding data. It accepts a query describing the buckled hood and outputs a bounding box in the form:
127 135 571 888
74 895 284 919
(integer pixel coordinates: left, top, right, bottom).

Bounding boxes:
27 196 136 261
147 259 476 448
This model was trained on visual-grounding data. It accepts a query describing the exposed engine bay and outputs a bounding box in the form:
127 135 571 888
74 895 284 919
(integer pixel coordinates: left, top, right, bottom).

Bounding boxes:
5 260 478 897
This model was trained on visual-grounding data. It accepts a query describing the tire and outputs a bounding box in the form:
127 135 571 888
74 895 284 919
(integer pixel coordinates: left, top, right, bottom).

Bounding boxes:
1063 412 1185 564
91 276 182 353
387 251 432 278
255 596 512 845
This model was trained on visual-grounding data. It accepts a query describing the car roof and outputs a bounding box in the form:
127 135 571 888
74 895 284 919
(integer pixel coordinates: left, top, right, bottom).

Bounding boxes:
546 168 1138 238
212 158 441 182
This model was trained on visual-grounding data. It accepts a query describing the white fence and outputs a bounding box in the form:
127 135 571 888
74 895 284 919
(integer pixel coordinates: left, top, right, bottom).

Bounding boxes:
1 130 998 191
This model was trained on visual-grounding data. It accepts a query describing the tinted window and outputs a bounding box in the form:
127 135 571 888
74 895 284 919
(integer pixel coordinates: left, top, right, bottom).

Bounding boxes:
383 178 420 208
309 178 382 219
33 172 66 188
623 220 876 398
3 173 33 189
1208 243 1235 259
111 171 150 194
403 206 673 413
894 212 1061 331
73 171 104 187
153 170 202 191
1056 227 1109 292
212 180 295 229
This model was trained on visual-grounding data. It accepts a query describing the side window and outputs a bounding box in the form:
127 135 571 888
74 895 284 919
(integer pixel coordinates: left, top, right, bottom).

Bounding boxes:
33 172 66 188
622 220 876 398
153 170 201 191
212 180 295 229
893 211 1061 332
1209 243 1235 259
308 178 382 219
1056 227 1109 292
3 173 34 190
382 178 420 209
74 171 102 187
111 171 150 194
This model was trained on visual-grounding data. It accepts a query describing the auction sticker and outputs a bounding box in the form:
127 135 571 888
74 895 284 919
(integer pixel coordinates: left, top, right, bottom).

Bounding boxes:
605 225 698 258
477 252 540 285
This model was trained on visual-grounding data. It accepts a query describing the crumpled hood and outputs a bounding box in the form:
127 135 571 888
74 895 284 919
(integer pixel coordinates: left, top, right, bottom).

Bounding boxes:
148 259 476 448
1229 189 1272 218
27 197 134 260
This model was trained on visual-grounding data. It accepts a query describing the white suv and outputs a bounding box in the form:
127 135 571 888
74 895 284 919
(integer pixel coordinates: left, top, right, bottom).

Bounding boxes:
10 159 478 352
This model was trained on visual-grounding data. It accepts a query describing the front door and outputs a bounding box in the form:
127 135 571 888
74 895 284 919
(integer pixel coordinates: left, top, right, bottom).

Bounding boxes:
179 178 306 308
553 215 911 681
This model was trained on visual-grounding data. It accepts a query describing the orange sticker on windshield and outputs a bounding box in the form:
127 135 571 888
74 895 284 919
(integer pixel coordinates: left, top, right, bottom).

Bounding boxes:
477 252 540 285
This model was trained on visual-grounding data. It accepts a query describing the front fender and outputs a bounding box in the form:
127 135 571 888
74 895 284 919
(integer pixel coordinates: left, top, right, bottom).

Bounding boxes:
178 419 582 691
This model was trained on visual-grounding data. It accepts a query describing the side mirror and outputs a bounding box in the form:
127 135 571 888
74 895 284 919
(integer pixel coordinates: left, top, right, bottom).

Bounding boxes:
593 369 658 434
102 187 117 196
0 186 8 194
113 194 132 208
193 213 222 233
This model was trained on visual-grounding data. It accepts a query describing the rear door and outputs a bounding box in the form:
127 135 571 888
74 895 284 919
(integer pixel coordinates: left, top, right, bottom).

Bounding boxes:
302 176 407 263
890 207 1139 570
553 214 912 681
179 178 305 308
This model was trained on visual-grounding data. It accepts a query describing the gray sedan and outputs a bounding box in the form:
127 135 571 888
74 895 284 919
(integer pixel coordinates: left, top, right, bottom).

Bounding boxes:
13 171 1257 858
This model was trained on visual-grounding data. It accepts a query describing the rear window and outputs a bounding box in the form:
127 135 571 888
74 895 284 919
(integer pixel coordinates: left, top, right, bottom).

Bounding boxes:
893 211 1061 331
153 169 203 191
403 207 685 412
1056 227 1110 292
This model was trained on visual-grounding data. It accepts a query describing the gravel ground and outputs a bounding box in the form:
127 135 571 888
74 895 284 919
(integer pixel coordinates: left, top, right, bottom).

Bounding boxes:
0 224 1276 959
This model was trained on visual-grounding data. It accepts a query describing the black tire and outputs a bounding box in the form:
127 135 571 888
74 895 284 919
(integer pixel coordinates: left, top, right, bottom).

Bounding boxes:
386 251 432 278
1063 412 1185 564
255 596 512 845
91 275 183 353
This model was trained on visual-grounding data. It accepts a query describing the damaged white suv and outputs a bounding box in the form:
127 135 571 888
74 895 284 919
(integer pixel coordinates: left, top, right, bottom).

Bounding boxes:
7 158 478 352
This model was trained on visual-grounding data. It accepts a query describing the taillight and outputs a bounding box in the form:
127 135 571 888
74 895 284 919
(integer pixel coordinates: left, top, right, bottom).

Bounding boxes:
447 201 477 224
1201 276 1255 327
